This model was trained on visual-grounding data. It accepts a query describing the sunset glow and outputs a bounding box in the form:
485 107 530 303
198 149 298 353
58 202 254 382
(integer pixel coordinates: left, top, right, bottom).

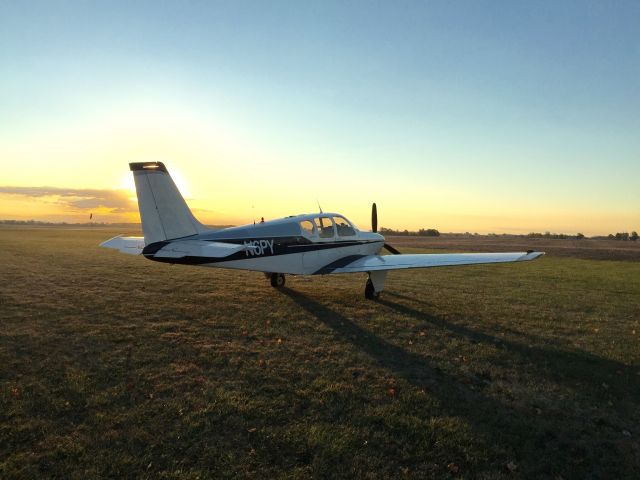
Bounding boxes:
1 1 638 235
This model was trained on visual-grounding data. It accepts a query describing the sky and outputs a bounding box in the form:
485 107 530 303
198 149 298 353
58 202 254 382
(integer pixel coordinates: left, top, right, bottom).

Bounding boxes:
1 0 638 235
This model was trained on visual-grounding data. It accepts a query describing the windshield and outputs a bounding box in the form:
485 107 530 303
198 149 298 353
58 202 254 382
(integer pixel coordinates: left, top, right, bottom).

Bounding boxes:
333 216 356 236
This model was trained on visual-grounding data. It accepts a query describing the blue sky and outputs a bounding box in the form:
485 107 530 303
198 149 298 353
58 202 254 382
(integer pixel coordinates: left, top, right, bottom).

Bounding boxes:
1 1 638 233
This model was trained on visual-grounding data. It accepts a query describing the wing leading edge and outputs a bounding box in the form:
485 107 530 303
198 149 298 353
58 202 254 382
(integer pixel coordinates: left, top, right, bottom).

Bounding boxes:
321 251 544 274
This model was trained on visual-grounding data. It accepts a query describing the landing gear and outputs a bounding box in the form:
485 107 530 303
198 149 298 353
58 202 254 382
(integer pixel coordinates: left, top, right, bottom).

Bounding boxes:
365 271 387 300
364 278 379 300
270 272 286 288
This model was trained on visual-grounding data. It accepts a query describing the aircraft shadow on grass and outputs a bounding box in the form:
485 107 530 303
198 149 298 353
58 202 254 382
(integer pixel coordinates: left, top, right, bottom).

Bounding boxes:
279 287 638 477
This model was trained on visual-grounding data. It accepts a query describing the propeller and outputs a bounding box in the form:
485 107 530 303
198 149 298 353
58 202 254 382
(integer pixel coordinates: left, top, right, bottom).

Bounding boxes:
371 203 378 233
383 242 401 255
371 202 401 255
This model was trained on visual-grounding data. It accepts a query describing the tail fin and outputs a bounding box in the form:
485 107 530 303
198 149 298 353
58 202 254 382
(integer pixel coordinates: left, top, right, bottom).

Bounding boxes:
130 162 208 243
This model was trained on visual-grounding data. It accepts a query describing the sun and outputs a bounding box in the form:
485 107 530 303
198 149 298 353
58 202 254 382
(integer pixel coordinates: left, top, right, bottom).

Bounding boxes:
118 173 136 194
168 167 193 199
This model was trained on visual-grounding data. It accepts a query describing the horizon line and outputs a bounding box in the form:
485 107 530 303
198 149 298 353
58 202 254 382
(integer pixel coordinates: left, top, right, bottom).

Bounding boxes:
1 219 637 239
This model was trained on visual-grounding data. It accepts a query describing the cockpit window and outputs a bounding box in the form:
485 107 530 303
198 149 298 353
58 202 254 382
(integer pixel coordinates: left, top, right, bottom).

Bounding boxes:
333 216 356 237
299 220 315 237
314 217 335 238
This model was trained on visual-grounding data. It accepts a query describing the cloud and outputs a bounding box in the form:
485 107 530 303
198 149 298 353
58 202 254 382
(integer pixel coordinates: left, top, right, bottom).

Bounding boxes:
0 186 136 213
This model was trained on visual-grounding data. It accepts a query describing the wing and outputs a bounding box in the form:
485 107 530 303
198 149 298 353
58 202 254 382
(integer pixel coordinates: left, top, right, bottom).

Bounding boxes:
320 251 544 274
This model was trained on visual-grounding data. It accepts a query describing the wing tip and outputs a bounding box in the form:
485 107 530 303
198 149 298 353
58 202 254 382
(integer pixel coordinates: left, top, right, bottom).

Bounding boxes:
522 251 545 261
99 234 123 249
100 235 145 255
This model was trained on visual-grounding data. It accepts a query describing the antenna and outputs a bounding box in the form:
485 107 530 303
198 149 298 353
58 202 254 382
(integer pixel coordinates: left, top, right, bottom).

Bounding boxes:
317 200 323 214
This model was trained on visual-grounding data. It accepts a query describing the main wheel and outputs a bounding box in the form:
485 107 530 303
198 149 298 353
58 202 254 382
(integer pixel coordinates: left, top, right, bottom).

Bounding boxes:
270 273 286 288
364 278 379 300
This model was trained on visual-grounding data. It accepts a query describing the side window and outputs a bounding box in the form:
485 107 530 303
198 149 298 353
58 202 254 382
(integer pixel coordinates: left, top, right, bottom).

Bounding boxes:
333 216 356 236
314 217 335 238
299 220 315 237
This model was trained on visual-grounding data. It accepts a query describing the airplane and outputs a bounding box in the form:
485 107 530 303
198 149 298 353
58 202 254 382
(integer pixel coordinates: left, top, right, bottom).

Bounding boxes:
101 162 544 299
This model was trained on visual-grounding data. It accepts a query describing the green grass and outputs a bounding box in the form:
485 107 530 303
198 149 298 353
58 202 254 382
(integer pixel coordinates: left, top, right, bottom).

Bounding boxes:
1 227 639 479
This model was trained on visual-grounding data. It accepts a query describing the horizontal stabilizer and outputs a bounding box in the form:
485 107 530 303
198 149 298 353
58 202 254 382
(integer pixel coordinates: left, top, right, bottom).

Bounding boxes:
100 235 145 255
153 240 255 259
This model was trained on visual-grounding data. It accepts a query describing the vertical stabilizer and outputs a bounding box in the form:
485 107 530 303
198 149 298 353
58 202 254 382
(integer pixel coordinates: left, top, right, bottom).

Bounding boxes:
130 162 208 244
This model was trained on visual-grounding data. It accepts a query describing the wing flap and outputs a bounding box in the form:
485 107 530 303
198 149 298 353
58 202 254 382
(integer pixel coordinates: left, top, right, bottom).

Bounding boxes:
326 251 544 273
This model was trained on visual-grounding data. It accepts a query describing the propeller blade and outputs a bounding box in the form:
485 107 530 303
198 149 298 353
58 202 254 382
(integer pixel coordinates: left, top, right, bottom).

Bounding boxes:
383 243 401 255
372 203 378 233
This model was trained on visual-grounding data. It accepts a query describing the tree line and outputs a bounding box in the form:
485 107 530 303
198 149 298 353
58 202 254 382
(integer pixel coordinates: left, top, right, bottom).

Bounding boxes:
379 227 440 237
526 231 640 241
526 232 585 240
607 231 639 241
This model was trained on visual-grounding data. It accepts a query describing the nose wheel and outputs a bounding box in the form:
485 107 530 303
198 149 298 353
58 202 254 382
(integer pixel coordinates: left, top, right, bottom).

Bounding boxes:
270 273 286 288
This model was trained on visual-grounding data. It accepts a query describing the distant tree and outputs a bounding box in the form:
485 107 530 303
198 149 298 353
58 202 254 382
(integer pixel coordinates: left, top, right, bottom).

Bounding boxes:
615 232 630 241
608 234 615 239
529 231 573 239
630 231 638 242
576 233 585 240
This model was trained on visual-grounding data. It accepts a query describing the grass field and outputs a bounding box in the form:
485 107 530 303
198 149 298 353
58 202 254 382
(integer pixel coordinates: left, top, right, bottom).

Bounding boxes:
1 227 639 479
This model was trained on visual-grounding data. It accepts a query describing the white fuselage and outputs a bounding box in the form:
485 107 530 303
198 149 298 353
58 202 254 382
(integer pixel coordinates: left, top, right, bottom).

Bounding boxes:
143 212 385 275
207 234 384 275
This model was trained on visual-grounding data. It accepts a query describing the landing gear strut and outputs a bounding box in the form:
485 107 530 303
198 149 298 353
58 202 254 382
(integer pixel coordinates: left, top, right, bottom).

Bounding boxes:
270 273 286 288
364 278 379 300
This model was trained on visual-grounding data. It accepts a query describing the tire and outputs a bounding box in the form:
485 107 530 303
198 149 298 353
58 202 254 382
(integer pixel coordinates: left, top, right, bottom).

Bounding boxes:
270 273 285 288
364 278 378 300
